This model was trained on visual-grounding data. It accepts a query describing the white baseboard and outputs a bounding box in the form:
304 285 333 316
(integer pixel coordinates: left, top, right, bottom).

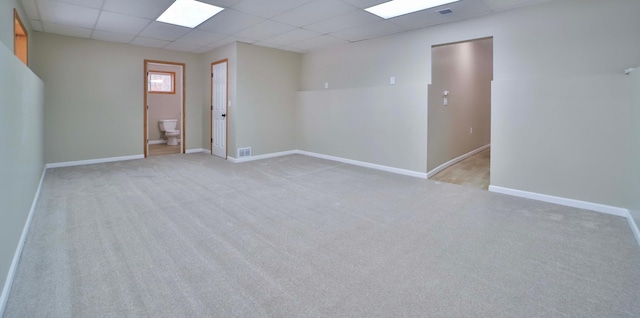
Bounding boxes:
427 144 490 178
489 185 640 247
226 149 427 178
148 140 166 145
488 185 627 217
297 150 427 179
627 215 640 247
45 154 144 169
228 150 298 163
186 148 208 154
0 168 46 316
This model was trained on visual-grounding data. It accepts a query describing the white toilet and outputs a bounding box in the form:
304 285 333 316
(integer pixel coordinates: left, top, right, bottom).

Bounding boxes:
159 119 181 146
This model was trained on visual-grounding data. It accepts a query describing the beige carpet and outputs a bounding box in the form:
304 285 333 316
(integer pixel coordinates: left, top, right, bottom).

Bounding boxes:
4 153 640 317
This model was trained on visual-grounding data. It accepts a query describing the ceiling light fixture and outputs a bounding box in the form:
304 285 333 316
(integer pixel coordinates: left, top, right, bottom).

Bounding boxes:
365 0 460 19
156 0 223 28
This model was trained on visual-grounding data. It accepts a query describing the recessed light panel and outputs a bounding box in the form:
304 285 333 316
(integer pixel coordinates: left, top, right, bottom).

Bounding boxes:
365 0 460 19
157 0 224 28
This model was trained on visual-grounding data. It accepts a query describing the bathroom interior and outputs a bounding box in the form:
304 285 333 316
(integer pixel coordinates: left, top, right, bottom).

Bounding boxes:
147 62 182 156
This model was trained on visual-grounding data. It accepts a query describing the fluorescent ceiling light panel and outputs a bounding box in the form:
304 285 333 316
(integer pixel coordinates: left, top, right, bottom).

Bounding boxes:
365 0 460 19
157 0 223 28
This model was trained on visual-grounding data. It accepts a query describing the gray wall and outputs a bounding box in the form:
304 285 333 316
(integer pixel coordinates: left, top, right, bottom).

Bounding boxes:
297 84 428 172
0 0 44 307
235 43 301 157
631 70 640 227
0 23 44 308
299 0 639 210
31 33 204 164
427 38 492 172
492 76 630 207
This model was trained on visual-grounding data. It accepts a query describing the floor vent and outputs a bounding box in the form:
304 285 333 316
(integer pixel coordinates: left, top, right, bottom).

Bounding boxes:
238 147 252 158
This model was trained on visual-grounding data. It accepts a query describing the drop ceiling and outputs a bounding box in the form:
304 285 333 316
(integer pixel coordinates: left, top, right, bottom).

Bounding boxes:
19 0 551 53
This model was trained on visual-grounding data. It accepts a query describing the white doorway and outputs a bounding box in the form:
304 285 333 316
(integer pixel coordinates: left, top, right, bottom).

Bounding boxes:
211 60 228 159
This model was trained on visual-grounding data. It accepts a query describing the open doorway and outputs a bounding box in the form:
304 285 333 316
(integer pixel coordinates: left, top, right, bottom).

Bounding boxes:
144 60 185 157
427 37 493 190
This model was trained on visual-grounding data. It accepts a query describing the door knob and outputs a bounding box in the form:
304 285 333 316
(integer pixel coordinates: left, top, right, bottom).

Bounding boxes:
221 114 226 117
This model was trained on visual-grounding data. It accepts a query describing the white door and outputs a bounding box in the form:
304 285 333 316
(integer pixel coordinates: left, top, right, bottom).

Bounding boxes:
212 61 227 158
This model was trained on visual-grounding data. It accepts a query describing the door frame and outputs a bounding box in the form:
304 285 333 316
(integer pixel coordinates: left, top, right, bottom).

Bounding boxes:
144 59 186 157
210 59 229 158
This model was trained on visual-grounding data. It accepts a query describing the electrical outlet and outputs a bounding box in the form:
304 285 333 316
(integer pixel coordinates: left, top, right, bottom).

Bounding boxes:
324 82 329 89
470 127 473 134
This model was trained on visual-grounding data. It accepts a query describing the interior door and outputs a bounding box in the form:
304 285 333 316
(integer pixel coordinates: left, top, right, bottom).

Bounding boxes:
211 60 227 158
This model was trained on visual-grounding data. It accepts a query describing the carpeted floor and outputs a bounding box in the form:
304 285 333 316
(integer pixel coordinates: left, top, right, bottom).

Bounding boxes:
4 154 640 317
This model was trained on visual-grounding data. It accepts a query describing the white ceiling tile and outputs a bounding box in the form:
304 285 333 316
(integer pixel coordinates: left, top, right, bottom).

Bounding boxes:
272 0 358 27
130 36 170 48
390 0 491 29
339 0 388 9
42 21 92 38
207 36 239 49
304 10 381 34
197 9 262 34
193 46 216 54
332 20 403 42
280 46 306 53
30 0 557 52
205 36 257 51
164 42 200 52
234 20 296 41
197 0 242 8
287 35 347 51
252 41 285 50
231 0 312 18
38 0 100 29
95 11 151 35
20 0 40 20
30 19 44 32
103 0 174 20
140 22 192 41
91 30 135 43
54 0 104 9
482 0 551 11
265 28 321 46
175 29 225 46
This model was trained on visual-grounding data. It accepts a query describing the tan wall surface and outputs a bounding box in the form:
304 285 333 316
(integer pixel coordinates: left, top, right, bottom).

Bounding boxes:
31 33 203 163
235 43 301 157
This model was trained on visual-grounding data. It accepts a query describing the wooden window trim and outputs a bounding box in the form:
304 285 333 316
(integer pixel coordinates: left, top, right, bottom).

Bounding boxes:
148 71 176 94
13 9 28 66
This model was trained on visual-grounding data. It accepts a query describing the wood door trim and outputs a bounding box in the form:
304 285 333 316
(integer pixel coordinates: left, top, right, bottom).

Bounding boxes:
144 60 187 157
211 59 229 158
13 9 28 66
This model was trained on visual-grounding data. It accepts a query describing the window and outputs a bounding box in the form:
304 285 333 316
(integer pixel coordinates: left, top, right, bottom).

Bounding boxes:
148 71 175 94
14 9 28 66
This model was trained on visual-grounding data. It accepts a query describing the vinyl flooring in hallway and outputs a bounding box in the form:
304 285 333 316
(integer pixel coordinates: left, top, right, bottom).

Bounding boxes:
149 143 180 156
431 148 490 190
